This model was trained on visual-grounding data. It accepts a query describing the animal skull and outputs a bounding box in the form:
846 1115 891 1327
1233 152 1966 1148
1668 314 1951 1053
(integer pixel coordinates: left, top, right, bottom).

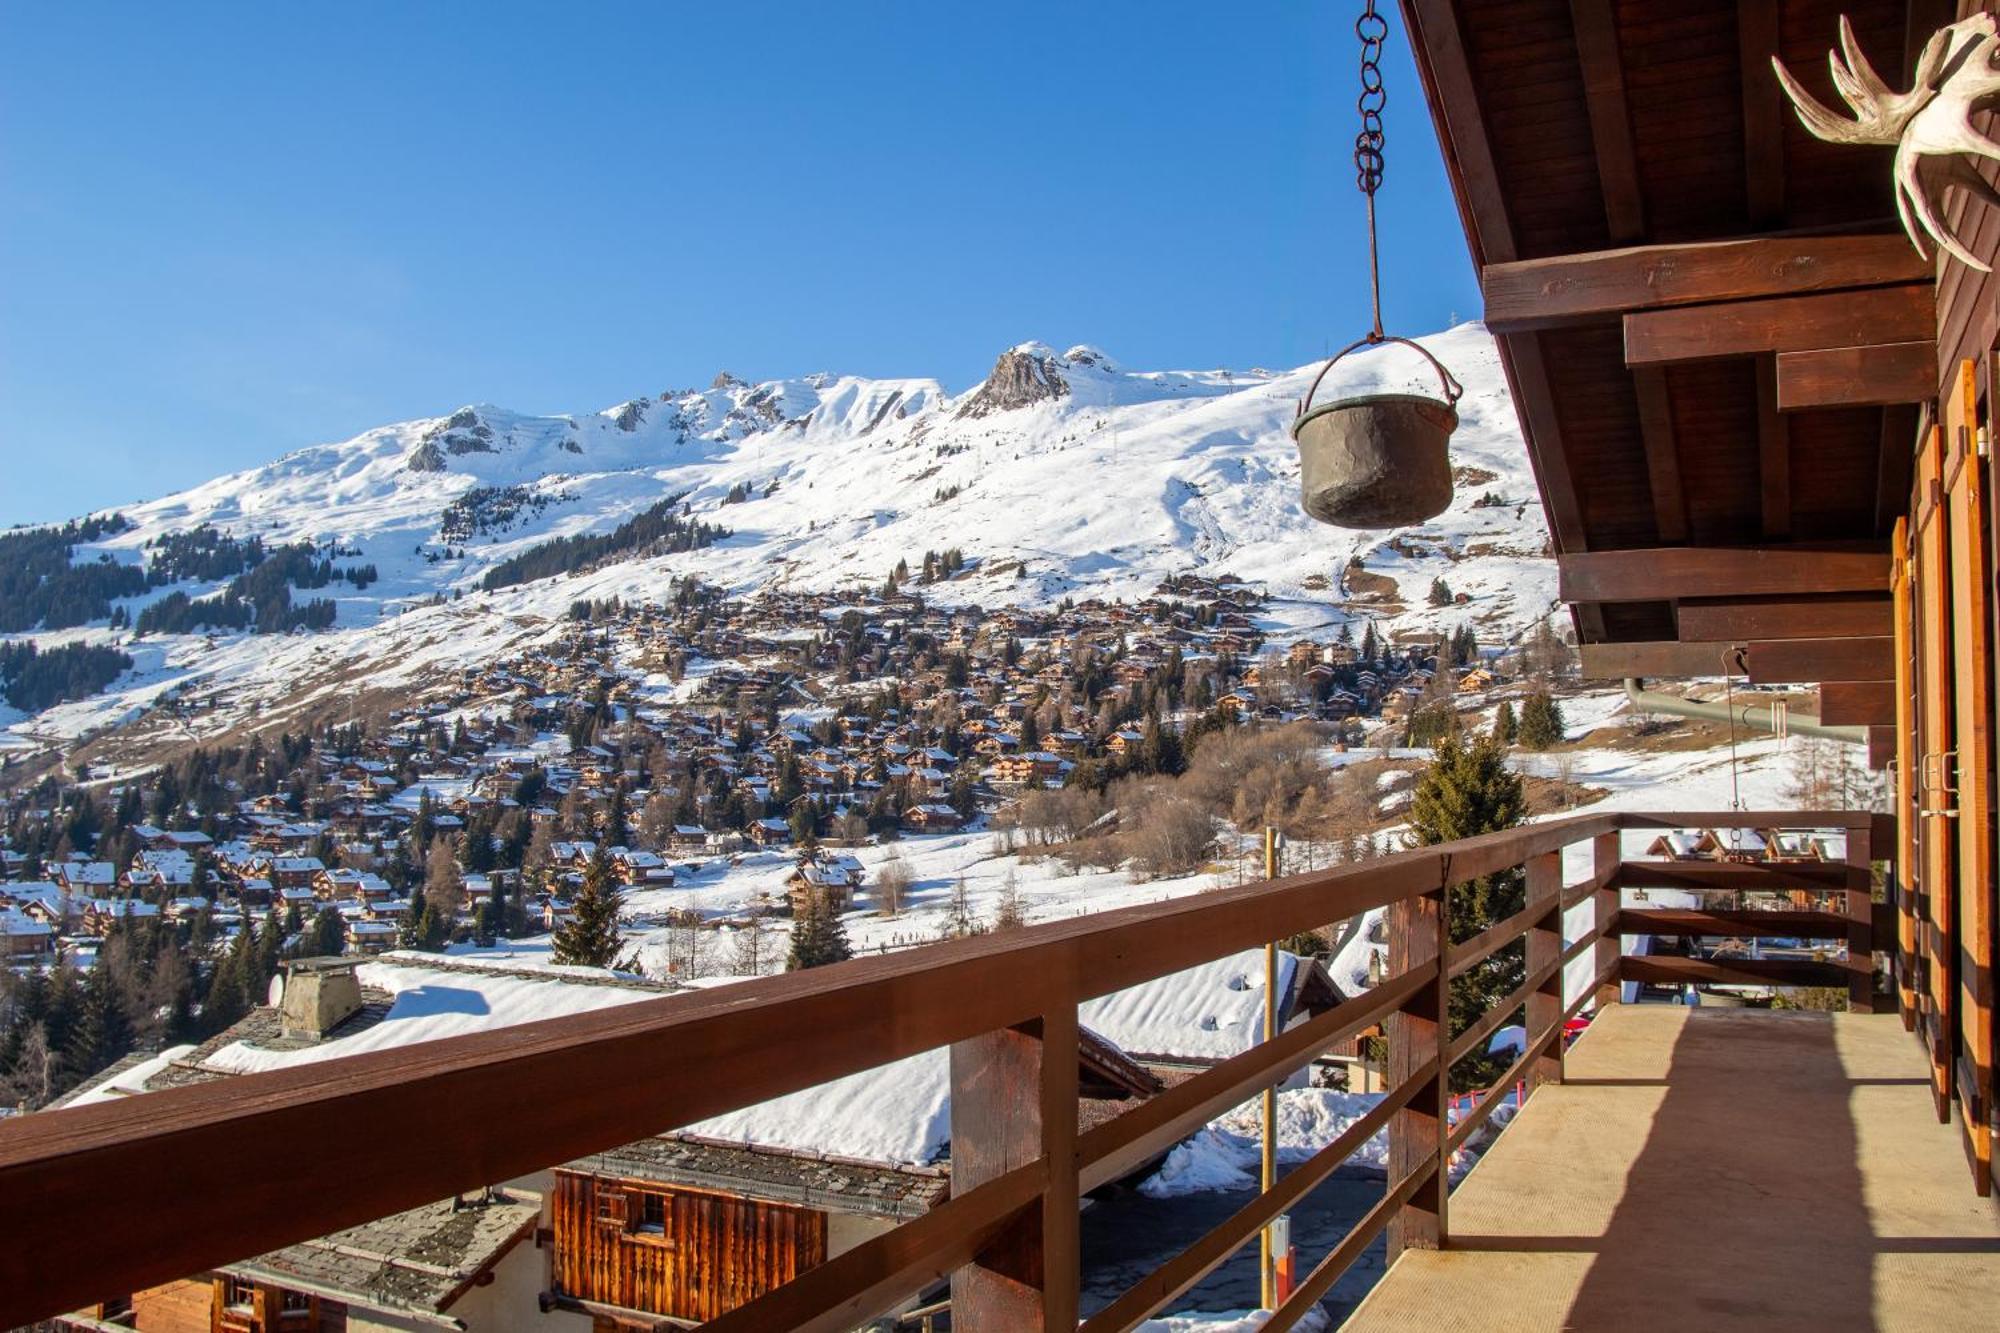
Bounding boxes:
1774 14 2000 271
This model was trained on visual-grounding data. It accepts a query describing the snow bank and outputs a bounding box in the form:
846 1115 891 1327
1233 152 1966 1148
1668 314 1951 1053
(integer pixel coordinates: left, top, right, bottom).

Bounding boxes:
65 1044 197 1107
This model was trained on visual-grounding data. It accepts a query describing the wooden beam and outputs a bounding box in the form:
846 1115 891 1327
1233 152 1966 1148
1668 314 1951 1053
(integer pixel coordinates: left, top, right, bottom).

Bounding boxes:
1499 331 1607 641
1569 0 1643 242
1819 681 1896 726
1633 367 1688 543
1559 547 1891 602
1777 341 1937 410
1738 0 1785 228
1481 235 1930 332
1744 636 1894 684
1868 724 1896 770
1624 284 1935 366
1676 594 1891 641
1756 355 1791 538
1582 640 1743 680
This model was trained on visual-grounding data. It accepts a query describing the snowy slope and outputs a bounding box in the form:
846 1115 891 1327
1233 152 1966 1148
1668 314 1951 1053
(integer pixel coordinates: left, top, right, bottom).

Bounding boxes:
3 325 1555 756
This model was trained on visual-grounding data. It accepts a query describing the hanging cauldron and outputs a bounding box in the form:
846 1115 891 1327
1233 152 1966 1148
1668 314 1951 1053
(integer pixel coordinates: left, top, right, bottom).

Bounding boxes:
1291 334 1462 529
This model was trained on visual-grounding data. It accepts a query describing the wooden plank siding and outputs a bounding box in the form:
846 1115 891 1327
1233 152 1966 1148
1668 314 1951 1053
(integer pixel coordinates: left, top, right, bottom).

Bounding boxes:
552 1170 827 1323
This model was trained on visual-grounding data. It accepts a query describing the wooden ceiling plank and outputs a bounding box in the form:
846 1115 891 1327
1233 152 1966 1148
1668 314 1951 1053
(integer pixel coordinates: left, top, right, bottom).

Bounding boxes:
1819 681 1896 726
1776 342 1938 410
1744 636 1894 683
1568 0 1644 243
1755 354 1791 539
1632 367 1689 543
1559 547 1891 602
1625 284 1936 366
1677 594 1891 641
1738 0 1785 228
1481 235 1930 332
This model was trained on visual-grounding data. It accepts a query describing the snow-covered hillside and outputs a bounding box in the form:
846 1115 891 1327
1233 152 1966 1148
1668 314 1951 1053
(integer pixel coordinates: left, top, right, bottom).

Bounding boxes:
2 324 1555 760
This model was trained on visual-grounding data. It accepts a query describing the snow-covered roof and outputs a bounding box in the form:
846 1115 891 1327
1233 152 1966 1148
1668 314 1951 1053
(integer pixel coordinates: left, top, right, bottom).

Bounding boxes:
1080 948 1302 1064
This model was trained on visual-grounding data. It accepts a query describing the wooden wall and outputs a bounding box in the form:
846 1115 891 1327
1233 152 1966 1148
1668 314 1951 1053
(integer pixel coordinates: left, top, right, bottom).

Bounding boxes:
551 1170 827 1323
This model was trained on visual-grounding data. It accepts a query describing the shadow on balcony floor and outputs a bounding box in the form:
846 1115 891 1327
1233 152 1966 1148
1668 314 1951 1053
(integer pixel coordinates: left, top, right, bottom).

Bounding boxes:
1343 1005 2000 1331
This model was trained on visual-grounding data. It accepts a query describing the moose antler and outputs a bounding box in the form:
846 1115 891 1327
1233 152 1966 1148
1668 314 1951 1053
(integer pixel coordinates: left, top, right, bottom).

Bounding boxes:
1774 14 2000 271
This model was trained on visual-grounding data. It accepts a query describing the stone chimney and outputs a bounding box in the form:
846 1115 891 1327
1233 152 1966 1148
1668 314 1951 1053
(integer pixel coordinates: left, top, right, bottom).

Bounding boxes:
279 958 363 1042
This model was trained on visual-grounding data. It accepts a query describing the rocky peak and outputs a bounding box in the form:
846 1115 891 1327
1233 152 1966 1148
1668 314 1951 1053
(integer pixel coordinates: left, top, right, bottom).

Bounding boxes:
956 342 1071 419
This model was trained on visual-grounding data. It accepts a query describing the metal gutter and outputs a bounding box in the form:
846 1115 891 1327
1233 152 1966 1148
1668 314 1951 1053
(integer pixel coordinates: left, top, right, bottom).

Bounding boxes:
1622 678 1866 745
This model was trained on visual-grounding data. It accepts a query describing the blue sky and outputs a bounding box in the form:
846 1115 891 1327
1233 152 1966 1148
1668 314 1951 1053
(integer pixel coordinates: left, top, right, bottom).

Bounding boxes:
0 3 1480 526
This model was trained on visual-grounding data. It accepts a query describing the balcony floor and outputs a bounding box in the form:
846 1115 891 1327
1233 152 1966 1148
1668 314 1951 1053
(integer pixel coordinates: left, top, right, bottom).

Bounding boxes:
1344 1005 2000 1331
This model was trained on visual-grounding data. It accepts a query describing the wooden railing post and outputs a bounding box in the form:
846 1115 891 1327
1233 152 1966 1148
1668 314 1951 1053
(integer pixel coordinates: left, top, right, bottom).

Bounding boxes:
1593 832 1622 1008
948 1008 1079 1331
1525 851 1563 1087
1845 822 1877 1015
1387 878 1448 1259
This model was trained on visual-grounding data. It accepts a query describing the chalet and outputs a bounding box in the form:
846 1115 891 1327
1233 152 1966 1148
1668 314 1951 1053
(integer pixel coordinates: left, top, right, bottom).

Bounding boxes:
901 804 963 834
1 906 53 959
548 1027 1159 1326
784 854 866 914
611 849 675 887
747 818 792 848
1079 946 1345 1075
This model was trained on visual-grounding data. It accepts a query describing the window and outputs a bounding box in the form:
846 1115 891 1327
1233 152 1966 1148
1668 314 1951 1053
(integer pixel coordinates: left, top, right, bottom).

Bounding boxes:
222 1278 256 1311
638 1192 666 1234
594 1190 628 1227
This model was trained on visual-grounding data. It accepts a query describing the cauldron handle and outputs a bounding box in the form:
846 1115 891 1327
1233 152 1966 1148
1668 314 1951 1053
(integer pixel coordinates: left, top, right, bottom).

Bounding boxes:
1296 334 1465 419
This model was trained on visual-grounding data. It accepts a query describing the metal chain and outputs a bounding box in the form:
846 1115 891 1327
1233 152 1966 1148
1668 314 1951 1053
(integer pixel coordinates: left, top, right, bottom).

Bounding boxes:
1355 0 1389 340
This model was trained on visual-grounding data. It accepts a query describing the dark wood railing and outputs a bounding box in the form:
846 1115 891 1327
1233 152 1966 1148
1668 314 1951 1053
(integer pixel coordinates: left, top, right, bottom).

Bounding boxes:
0 809 1885 1331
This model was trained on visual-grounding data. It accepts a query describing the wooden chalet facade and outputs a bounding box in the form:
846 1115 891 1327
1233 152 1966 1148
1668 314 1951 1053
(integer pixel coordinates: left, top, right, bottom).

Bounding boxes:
1405 0 1998 1191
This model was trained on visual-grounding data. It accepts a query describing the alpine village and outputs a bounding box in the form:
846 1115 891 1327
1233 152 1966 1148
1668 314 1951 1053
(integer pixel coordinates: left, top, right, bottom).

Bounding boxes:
6 2 2000 1331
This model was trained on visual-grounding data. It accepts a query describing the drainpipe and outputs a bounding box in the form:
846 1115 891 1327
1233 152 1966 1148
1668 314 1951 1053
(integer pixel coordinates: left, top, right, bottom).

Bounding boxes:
1622 678 1866 745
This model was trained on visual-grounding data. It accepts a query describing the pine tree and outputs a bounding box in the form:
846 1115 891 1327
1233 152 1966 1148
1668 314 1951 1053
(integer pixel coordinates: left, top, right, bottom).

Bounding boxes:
64 965 133 1083
1518 689 1565 750
1428 577 1456 607
1409 729 1528 1092
552 848 627 968
310 906 346 957
993 872 1026 931
1492 699 1518 745
787 887 852 970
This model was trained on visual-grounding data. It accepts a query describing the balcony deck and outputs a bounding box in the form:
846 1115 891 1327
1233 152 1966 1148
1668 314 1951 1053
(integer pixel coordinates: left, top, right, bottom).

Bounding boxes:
1346 1005 2000 1331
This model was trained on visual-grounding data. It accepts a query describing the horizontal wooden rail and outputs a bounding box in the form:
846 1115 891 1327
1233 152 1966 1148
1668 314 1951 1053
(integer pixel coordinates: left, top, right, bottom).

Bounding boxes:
1077 962 1436 1191
1612 860 1864 892
1447 1023 1561 1155
1622 956 1853 989
1616 908 1853 939
1266 1159 1440 1332
0 809 1889 1331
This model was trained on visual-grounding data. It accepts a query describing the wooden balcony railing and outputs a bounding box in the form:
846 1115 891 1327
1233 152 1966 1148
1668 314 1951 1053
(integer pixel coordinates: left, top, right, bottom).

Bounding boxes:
0 808 1886 1331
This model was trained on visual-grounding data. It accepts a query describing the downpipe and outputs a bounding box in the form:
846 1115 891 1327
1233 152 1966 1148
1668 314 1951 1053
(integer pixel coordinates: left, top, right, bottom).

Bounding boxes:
1622 678 1866 746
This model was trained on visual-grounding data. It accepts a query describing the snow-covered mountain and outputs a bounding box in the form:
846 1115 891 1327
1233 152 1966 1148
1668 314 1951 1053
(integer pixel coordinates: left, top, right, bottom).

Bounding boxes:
1 324 1555 762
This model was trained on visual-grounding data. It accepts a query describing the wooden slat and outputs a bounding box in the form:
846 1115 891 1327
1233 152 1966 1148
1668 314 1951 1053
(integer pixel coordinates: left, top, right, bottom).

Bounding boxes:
1481 235 1930 332
1624 284 1935 366
1445 1022 1562 1155
1620 956 1854 989
1614 909 1855 939
1744 637 1894 684
1265 1160 1440 1333
1581 640 1742 680
1777 342 1937 410
1612 860 1865 892
1560 547 1891 602
1525 852 1564 1088
1676 595 1890 642
1402 0 1514 266
1819 681 1896 727
1447 956 1564 1066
